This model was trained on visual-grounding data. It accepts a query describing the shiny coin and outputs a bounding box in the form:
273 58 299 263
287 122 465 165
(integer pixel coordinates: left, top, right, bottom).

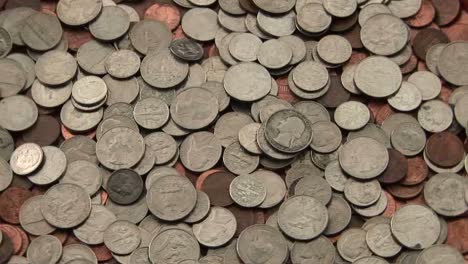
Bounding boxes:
9 143 42 176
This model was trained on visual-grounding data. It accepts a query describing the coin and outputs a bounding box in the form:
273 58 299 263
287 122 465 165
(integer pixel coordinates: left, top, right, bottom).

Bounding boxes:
180 132 222 172
334 101 370 130
250 170 286 209
106 192 148 224
0 95 38 132
107 169 143 205
229 175 266 208
182 8 218 42
224 62 271 102
337 228 372 262
354 56 402 98
129 20 172 55
388 81 423 112
418 100 453 133
73 205 116 245
59 244 97 264
184 191 211 224
27 235 62 264
192 207 236 248
148 228 200 264
424 173 467 217
57 0 102 26
89 6 129 41
408 71 442 101
324 194 352 236
416 244 464 264
105 50 140 79
35 51 77 86
103 220 140 255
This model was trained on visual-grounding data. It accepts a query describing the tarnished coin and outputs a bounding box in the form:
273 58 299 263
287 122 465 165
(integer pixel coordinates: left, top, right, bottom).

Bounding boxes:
103 220 141 255
294 176 332 205
148 228 200 264
107 169 143 205
354 56 402 98
73 205 116 245
72 76 107 106
147 175 197 221
182 8 219 41
417 100 453 133
60 135 98 165
323 0 357 17
129 19 172 55
60 160 102 196
334 101 370 130
391 204 440 249
103 75 139 106
41 183 91 229
105 50 140 79
76 40 115 75
361 14 408 56
35 51 77 86
9 143 42 176
192 207 236 247
171 87 218 129
180 132 222 172
224 62 271 102
309 121 341 153
291 236 336 264
89 6 129 41
390 122 426 156
141 50 188 89
229 175 266 207
317 35 352 65
354 256 389 264
19 195 56 236
424 173 468 217
170 38 204 62
200 81 230 112
20 12 62 51
339 137 389 179
366 223 402 258
438 42 468 86
144 132 177 165
27 235 62 264
96 114 138 141
96 127 145 170
344 178 382 207
57 0 102 26
388 81 423 112
0 95 37 132
324 194 352 236
416 245 464 264
337 228 372 262
278 195 328 240
236 225 288 264
387 0 422 18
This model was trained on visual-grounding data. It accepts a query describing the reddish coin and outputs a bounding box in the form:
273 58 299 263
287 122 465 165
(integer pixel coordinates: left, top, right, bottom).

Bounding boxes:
64 234 81 245
400 156 428 186
382 191 397 217
195 169 223 190
348 51 368 65
14 226 29 257
405 193 427 206
0 225 22 255
426 132 465 168
367 101 386 121
394 199 406 211
0 233 14 263
327 234 340 244
400 54 419 74
447 218 468 254
443 23 468 41
417 60 429 72
438 84 453 104
40 0 57 14
172 25 187 40
228 205 265 236
198 171 236 207
378 149 408 184
406 0 436 28
317 73 351 108
50 229 69 245
375 104 395 125
432 0 461 26
61 125 96 140
63 28 93 51
92 244 114 262
145 4 181 31
386 182 424 199
0 187 33 224
412 28 449 60
100 191 109 205
22 115 61 146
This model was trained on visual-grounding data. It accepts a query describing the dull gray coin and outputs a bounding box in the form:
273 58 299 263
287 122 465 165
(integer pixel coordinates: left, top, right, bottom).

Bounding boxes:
291 236 336 264
20 12 62 51
103 220 140 255
366 223 402 258
310 121 342 153
133 98 169 130
253 0 295 13
145 166 180 190
361 14 408 56
417 100 453 133
89 6 130 41
73 205 116 245
317 35 352 65
58 244 97 264
228 33 262 62
141 50 188 89
180 132 222 172
144 132 177 165
391 122 426 156
182 8 219 41
285 163 323 188
138 77 175 105
31 80 72 108
41 183 91 228
60 101 103 132
148 228 200 264
0 58 26 98
424 173 468 217
57 0 102 26
6 53 34 90
0 7 36 46
105 50 140 79
334 101 370 131
105 193 148 224
223 142 259 175
192 207 237 247
293 101 330 124
296 3 332 34
344 178 382 207
103 75 139 106
60 136 98 165
337 228 373 262
96 114 139 141
0 158 12 192
0 127 14 162
170 38 204 62
10 142 43 175
250 169 286 208
218 10 247 33
353 190 388 218
224 62 271 102
324 194 352 236
28 146 67 185
184 191 211 224
388 81 422 112
200 81 230 112
238 123 263 155
214 112 253 148
229 174 266 207
60 160 102 196
438 42 468 86
324 161 347 192
35 51 77 86
257 11 296 38
129 20 172 55
27 235 62 264
19 195 56 236
425 43 446 75
0 27 12 59
354 56 402 98
390 204 440 249
358 3 391 26
292 61 329 92
72 76 107 106
416 245 464 264
258 39 292 69
294 176 332 205
407 71 441 101
77 40 115 75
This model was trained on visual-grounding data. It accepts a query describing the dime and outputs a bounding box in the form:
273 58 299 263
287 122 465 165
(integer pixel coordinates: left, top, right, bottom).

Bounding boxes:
192 207 237 247
9 143 43 176
417 100 453 133
366 223 402 258
105 50 141 79
334 101 370 130
229 175 266 207
317 35 352 64
223 142 259 175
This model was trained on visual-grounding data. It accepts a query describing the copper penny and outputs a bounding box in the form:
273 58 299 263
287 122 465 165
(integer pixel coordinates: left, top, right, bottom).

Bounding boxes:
227 205 265 237
400 54 419 74
386 182 424 199
367 101 386 121
426 132 465 168
378 149 408 184
63 28 93 51
382 191 397 217
14 226 29 256
0 187 33 224
443 23 468 41
432 0 461 26
198 171 236 207
0 224 22 255
406 0 436 28
41 0 57 13
447 218 468 254
417 60 429 72
145 4 181 31
438 84 453 104
172 25 187 40
405 193 427 206
21 115 61 146
317 73 351 108
412 28 450 60
51 229 69 245
61 125 96 140
100 191 109 205
400 156 428 186
375 104 395 125
92 243 114 262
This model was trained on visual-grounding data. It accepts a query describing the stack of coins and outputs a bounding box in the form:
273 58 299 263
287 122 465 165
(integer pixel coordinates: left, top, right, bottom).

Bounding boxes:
0 0 467 263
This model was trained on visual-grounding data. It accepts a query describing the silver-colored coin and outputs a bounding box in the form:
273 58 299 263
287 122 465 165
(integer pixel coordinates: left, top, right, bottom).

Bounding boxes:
296 3 332 34
361 14 408 55
293 101 330 125
256 11 296 38
35 51 77 86
363 216 391 231
145 166 180 190
294 176 332 205
215 112 253 148
295 0 323 12
250 169 286 208
396 251 420 264
193 207 237 247
257 39 292 69
0 7 36 47
390 204 440 249
424 173 468 217
180 132 222 172
89 6 129 41
218 10 247 33
149 228 200 264
132 148 156 176
388 81 422 111
416 245 464 264
186 0 215 7
348 123 391 148
324 160 348 192
60 101 103 132
28 146 66 185
259 98 293 123
19 195 56 236
129 247 150 264
118 4 139 23
72 76 107 106
311 146 341 170
407 71 441 101
31 79 72 108
339 137 389 179
425 43 446 76
438 42 468 86
344 178 381 207
182 8 219 42
77 40 115 75
105 49 140 79
0 158 12 192
310 121 342 154
324 194 352 235
449 86 468 106
133 98 169 130
200 82 230 112
228 33 262 62
20 12 62 51
0 95 38 132
238 123 263 155
219 0 245 15
60 135 98 164
387 0 422 18
73 205 116 245
292 61 329 92
201 56 227 83
223 142 259 175
224 62 271 102
454 94 468 129
10 142 43 175
27 235 62 264
0 128 14 161
236 224 289 264
229 175 266 207
278 195 328 240
358 3 391 26
0 27 12 59
366 223 402 258
245 13 273 40
436 216 448 244
57 0 102 26
105 193 148 224
171 87 218 130
278 35 306 65
147 175 197 221
258 122 297 160
184 191 211 224
285 163 323 188
59 244 97 264
341 64 361 95
103 75 139 106
334 101 370 131
96 114 139 141
353 190 387 217
103 102 133 120
291 236 336 264
354 56 402 98
390 122 426 156
144 132 177 165
60 160 102 196
337 228 372 262
96 127 145 170
417 100 453 133
41 183 91 229
354 256 389 264
317 35 352 65
140 50 188 89
181 63 207 89
253 0 295 13
104 220 141 255
323 0 357 17
382 113 419 137
27 35 69 62
129 20 172 55
6 53 34 90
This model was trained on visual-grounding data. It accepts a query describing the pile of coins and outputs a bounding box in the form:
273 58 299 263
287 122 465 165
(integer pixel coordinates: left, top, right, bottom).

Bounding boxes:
0 0 467 263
